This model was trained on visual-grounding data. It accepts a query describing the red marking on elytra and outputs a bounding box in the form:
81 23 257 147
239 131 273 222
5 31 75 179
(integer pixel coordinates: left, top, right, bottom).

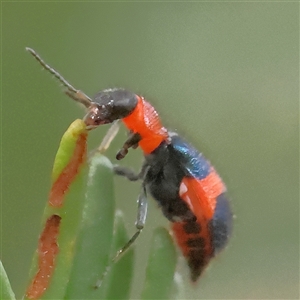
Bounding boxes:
181 169 225 220
122 96 168 154
172 220 212 282
25 214 61 299
172 170 226 281
49 132 87 207
172 222 195 257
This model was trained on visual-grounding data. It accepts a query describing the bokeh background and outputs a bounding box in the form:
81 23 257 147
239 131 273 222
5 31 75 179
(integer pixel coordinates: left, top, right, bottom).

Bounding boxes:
2 2 299 299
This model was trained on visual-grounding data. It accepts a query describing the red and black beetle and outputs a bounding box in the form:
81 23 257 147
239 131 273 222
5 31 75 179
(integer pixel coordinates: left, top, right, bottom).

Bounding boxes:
27 48 232 282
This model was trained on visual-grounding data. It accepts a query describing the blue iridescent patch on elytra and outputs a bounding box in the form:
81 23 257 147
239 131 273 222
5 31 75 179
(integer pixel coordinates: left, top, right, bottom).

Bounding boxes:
209 193 232 254
170 134 210 179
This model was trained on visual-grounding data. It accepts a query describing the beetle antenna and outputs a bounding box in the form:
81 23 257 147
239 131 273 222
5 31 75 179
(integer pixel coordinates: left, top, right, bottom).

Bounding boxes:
26 47 92 108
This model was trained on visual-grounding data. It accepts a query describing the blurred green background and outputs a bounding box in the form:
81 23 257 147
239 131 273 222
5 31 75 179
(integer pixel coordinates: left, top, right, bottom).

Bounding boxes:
2 2 298 299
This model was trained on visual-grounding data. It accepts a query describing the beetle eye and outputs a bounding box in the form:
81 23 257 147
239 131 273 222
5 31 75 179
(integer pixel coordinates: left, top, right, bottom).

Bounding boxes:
83 104 103 128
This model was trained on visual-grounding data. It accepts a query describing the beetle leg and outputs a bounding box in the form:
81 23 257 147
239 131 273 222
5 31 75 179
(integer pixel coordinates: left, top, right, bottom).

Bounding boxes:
94 183 148 289
116 132 142 160
113 162 148 181
113 184 148 260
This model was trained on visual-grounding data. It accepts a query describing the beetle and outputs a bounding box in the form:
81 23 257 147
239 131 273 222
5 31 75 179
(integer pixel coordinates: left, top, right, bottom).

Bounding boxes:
26 47 233 282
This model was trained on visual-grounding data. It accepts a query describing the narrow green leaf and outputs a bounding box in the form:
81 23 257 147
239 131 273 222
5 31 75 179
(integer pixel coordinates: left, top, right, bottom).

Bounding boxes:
101 211 135 300
0 261 16 300
24 119 135 300
141 227 177 300
51 119 87 182
24 120 88 300
39 164 88 299
65 154 116 299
